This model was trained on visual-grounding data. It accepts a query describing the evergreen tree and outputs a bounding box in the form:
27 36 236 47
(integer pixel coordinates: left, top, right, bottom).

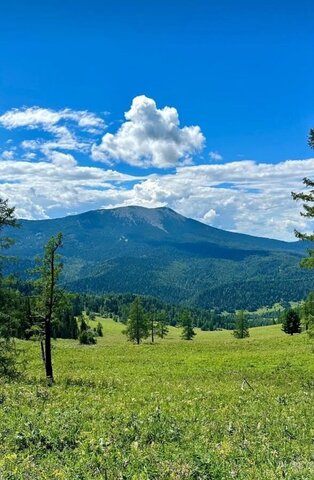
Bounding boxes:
292 177 314 268
302 292 314 337
200 320 211 331
0 198 20 377
79 315 88 332
291 131 314 267
156 310 169 339
124 297 148 344
233 310 250 338
16 294 33 340
0 197 18 245
180 310 196 340
96 321 103 337
282 309 301 335
78 316 96 344
34 233 63 383
309 128 314 149
146 312 156 343
52 310 78 339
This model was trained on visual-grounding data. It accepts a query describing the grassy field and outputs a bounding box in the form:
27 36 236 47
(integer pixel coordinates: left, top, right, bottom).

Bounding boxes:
1 320 314 480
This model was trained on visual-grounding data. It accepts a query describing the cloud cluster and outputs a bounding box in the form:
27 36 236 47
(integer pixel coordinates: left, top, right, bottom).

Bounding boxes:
0 153 143 219
0 96 312 240
91 95 205 168
0 106 106 155
0 153 312 239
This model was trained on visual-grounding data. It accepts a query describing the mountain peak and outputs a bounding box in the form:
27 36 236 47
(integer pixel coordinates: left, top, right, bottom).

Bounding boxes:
107 205 178 232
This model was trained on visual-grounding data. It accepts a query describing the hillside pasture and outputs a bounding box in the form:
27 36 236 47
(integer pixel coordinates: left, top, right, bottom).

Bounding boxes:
1 320 313 479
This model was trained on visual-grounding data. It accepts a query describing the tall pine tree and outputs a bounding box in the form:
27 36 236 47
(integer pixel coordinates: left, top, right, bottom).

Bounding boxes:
156 310 169 339
180 310 196 340
282 309 301 335
233 310 249 339
291 130 314 267
124 297 148 344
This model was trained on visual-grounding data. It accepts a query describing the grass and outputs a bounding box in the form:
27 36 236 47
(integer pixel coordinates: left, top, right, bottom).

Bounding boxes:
1 319 314 479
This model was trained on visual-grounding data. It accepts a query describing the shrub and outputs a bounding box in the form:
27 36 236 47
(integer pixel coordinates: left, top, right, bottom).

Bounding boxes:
79 330 96 345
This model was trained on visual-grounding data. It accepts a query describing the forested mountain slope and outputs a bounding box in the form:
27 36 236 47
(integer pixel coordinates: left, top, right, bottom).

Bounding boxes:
6 206 312 310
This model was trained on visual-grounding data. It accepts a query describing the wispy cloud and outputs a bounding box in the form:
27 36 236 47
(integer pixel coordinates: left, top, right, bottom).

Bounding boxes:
209 150 223 161
0 106 105 131
0 106 106 156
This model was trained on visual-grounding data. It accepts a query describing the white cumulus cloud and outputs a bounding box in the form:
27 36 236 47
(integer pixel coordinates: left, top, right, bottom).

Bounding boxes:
91 95 205 168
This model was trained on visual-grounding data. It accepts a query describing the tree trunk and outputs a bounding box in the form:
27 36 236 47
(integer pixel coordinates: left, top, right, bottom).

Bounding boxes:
151 317 154 343
136 303 140 344
45 317 53 382
45 251 55 383
40 339 45 364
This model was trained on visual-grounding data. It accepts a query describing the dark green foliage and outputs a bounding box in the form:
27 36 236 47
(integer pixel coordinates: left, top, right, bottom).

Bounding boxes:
180 310 196 340
76 291 285 332
155 310 169 339
282 309 301 335
79 315 88 332
124 297 148 344
195 274 313 312
96 322 103 337
5 206 312 311
145 312 156 343
53 310 78 339
233 310 250 338
0 198 21 377
78 316 96 345
0 197 19 251
309 128 314 149
302 292 314 337
79 329 96 345
291 131 314 268
0 309 20 379
0 337 19 378
292 177 314 268
200 320 214 331
0 198 17 229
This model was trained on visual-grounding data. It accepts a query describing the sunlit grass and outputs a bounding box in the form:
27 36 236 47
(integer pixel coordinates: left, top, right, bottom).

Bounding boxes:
1 319 313 479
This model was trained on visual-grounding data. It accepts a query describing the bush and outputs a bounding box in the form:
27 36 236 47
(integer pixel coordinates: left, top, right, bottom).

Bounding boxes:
79 330 96 345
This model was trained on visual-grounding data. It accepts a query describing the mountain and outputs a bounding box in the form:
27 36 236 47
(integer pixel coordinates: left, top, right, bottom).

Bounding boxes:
5 206 313 310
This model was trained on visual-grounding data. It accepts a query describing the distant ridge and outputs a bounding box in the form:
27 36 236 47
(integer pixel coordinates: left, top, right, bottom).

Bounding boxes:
6 206 312 310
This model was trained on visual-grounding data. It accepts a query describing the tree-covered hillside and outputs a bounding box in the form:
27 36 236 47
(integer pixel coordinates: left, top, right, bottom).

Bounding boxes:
5 206 313 311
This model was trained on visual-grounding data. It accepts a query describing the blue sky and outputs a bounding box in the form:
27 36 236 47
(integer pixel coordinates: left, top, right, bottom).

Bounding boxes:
0 0 313 239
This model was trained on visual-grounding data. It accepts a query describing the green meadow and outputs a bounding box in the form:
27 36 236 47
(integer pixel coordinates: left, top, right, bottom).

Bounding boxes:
1 319 314 480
